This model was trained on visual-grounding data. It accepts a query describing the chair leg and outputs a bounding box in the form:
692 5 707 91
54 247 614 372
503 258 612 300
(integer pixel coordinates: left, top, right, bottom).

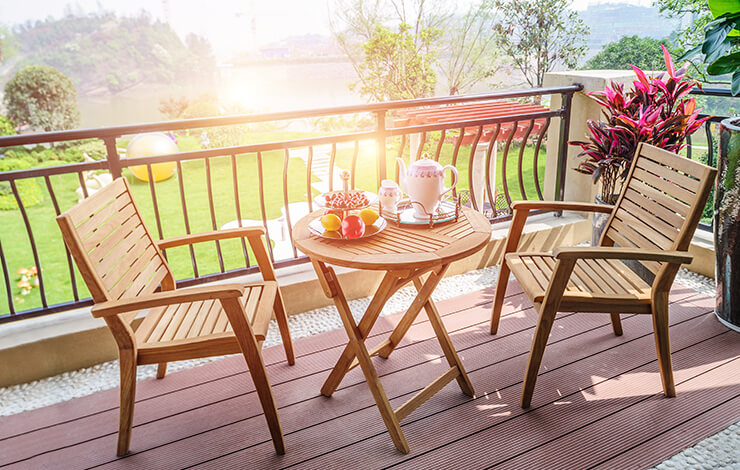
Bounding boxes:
156 362 167 379
244 341 286 455
273 292 295 365
521 304 558 409
221 297 286 455
117 350 137 456
610 313 623 336
490 260 510 335
652 292 675 397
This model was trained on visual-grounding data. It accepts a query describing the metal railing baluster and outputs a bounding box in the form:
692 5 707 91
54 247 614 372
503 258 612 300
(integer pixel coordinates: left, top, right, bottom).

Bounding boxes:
501 120 518 207
10 180 47 308
231 154 250 268
176 160 199 278
282 149 297 259
44 175 79 301
468 126 484 212
256 152 275 262
204 157 225 272
0 240 14 315
532 117 551 201
517 119 536 201
485 124 501 215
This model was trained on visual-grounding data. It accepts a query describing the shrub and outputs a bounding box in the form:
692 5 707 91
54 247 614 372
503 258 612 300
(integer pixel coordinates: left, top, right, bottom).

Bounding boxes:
0 158 44 210
3 65 80 131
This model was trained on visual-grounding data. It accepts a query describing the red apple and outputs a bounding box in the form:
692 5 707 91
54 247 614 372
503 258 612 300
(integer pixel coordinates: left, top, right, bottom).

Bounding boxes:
341 215 365 238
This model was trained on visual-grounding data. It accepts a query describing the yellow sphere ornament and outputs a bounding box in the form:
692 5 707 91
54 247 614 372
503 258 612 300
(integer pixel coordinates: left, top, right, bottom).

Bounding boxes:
126 133 178 182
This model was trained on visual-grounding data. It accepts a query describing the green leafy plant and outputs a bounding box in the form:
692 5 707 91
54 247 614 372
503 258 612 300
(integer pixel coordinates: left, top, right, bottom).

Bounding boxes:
680 0 740 94
570 46 709 202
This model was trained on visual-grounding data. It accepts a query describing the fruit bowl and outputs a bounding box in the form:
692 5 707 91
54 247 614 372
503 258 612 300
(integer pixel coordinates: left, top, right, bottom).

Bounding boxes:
308 216 386 240
314 190 377 211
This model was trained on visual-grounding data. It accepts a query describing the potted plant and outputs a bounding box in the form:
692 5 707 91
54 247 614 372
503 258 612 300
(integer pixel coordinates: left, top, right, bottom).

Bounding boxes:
571 46 709 246
681 2 740 330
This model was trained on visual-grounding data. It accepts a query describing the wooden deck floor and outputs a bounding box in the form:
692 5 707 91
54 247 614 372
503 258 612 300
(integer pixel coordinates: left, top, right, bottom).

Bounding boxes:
1 281 738 469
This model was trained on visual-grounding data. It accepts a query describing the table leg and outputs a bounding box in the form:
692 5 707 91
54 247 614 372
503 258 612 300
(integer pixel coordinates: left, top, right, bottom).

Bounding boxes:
320 271 401 397
315 263 409 453
377 266 448 359
413 277 475 397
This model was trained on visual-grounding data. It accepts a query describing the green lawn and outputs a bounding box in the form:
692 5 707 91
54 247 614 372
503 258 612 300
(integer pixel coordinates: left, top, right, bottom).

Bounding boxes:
0 130 546 315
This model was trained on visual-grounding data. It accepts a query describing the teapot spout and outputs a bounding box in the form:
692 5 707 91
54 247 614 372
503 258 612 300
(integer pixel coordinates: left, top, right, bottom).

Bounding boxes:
396 157 407 189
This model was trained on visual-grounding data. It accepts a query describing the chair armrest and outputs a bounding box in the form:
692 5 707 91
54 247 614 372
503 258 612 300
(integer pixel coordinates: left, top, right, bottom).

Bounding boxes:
553 246 693 264
157 227 266 250
511 200 615 214
90 284 245 318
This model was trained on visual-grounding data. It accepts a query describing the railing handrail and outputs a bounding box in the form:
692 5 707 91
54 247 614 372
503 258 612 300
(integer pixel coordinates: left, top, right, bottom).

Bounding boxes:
0 85 582 322
690 86 735 98
0 85 583 148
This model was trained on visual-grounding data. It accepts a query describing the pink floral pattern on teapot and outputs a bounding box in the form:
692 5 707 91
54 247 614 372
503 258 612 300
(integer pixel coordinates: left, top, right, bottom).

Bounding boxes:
397 154 458 219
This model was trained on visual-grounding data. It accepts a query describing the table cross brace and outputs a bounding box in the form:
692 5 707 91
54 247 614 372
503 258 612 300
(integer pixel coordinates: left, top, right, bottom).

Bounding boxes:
311 261 475 453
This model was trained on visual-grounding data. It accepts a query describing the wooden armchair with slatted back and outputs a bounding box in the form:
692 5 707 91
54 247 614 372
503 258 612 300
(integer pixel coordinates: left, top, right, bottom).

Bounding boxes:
489 143 717 408
56 177 295 456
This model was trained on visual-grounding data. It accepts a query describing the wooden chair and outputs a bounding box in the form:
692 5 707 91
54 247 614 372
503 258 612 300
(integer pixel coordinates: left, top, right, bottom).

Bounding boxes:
56 177 295 456
490 143 716 408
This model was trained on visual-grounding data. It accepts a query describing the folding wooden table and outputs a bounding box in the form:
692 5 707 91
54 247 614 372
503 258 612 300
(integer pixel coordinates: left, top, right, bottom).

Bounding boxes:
293 206 491 452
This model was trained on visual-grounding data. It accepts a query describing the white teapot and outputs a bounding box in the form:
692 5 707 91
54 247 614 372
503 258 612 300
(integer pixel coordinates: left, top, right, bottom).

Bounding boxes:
397 154 458 219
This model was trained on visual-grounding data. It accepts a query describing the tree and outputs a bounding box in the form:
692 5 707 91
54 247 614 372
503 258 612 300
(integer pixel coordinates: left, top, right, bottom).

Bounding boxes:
587 36 673 71
440 1 500 95
492 0 589 91
330 0 500 99
3 65 80 132
654 0 712 49
0 25 18 63
356 23 440 100
158 95 189 120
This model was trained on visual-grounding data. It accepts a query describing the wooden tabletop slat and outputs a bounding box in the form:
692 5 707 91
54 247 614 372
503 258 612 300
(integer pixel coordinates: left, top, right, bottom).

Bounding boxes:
293 207 491 270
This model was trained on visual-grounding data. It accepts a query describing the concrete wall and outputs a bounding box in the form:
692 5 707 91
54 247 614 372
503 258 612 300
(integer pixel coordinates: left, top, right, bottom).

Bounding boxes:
542 70 638 203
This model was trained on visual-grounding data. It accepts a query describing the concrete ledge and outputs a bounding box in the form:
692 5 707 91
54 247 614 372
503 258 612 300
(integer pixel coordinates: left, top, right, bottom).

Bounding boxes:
0 212 592 386
688 229 714 279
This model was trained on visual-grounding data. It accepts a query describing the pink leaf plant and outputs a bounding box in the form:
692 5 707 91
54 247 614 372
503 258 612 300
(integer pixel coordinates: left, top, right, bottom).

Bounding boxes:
570 45 710 203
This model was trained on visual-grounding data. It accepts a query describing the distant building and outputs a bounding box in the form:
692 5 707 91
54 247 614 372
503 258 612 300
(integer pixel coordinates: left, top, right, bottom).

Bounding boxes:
260 47 290 59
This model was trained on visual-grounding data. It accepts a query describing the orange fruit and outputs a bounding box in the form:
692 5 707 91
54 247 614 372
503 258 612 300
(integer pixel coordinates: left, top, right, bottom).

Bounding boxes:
320 213 342 231
359 208 379 225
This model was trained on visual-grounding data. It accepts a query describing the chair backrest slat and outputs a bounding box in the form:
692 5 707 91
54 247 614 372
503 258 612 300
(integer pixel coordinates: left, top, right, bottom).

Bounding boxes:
601 143 717 277
57 178 173 303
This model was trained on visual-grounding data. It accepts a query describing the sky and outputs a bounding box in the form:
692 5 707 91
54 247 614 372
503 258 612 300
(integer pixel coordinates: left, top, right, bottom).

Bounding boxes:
0 0 655 58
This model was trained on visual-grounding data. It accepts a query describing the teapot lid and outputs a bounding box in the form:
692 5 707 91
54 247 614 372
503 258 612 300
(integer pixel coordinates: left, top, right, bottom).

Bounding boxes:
410 156 440 168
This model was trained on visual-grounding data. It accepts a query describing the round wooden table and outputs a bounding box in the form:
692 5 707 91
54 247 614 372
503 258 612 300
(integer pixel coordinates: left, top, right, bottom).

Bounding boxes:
293 206 491 453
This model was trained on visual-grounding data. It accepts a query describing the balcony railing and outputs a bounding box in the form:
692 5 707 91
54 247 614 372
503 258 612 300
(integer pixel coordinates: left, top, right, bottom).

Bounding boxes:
0 85 581 322
687 86 738 232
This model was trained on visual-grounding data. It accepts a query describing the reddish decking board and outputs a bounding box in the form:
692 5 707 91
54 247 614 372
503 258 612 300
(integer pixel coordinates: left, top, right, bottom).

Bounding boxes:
0 281 737 469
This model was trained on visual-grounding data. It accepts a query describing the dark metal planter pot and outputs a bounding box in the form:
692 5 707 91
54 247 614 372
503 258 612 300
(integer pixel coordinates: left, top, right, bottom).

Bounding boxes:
716 117 740 331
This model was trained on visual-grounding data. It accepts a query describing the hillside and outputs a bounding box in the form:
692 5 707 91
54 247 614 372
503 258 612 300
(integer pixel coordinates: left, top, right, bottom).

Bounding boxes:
5 13 215 96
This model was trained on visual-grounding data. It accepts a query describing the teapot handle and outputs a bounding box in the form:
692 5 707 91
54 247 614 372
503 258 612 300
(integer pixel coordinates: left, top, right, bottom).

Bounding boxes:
440 165 458 198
